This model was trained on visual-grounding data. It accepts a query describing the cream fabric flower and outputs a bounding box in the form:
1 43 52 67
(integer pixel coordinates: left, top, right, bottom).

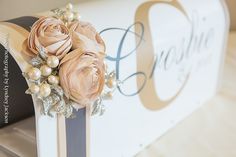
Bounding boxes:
24 17 72 59
59 49 105 106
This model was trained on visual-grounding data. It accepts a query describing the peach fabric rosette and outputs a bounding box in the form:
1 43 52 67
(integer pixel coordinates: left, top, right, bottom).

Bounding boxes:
23 14 111 117
59 49 105 107
69 21 105 53
58 20 106 108
23 16 72 59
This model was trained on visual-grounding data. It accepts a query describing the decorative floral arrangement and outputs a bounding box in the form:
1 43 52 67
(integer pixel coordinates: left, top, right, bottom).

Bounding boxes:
22 4 117 118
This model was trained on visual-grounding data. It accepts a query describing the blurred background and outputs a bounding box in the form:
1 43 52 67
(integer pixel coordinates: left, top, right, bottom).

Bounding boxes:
0 0 235 30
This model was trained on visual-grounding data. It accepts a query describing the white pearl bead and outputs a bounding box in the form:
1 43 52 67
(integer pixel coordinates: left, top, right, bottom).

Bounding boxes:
39 84 51 97
48 75 59 85
109 71 116 79
40 65 52 77
47 56 59 68
65 12 74 22
28 67 41 80
66 3 73 11
29 84 40 94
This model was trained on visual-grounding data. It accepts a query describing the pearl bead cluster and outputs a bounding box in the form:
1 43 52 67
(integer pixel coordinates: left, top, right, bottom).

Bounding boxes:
103 71 117 100
52 3 81 26
23 47 74 117
26 56 60 98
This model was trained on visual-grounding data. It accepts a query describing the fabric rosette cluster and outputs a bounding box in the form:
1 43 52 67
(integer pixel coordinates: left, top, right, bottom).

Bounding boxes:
22 6 117 118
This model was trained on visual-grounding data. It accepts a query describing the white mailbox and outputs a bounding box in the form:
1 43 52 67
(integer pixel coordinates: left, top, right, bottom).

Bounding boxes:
0 0 229 157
